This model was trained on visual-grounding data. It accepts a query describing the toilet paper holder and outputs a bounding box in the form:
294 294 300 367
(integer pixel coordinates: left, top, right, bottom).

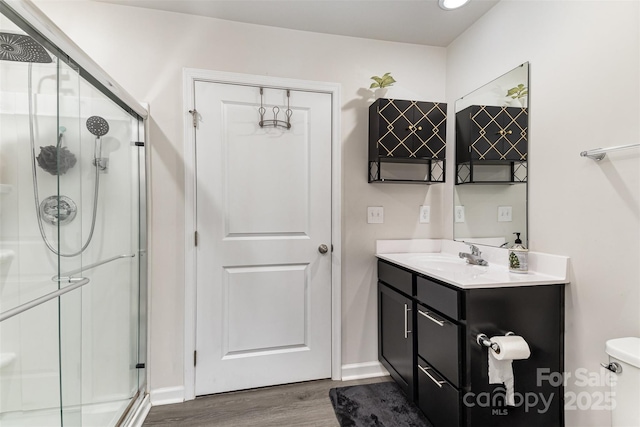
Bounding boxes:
476 332 515 354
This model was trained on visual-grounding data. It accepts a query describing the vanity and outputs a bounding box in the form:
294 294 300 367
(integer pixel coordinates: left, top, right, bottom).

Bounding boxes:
376 240 569 427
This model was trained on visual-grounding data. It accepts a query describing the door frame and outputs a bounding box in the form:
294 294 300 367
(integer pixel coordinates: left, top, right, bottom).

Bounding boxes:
182 68 341 401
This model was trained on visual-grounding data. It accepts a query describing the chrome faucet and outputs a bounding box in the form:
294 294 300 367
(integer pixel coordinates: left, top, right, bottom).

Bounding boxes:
459 243 488 266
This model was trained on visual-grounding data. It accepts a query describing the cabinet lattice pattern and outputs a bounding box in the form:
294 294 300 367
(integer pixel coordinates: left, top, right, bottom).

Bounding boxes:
369 98 447 183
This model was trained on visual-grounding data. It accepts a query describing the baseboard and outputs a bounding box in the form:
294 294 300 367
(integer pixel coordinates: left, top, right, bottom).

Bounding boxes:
341 361 390 381
149 386 185 406
125 394 151 427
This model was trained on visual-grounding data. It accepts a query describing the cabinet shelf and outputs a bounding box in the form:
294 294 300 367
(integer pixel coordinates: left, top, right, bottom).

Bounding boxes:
456 159 527 185
369 98 447 184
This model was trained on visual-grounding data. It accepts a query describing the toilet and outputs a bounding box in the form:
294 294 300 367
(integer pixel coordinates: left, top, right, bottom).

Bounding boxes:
605 337 640 427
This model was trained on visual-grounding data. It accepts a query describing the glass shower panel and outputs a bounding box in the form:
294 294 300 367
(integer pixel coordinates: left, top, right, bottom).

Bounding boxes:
58 75 141 426
0 14 74 425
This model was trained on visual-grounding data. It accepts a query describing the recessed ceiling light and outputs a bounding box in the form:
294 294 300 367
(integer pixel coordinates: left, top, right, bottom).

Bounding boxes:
438 0 471 10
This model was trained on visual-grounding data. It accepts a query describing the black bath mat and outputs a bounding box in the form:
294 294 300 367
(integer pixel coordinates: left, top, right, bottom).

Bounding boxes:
329 381 432 427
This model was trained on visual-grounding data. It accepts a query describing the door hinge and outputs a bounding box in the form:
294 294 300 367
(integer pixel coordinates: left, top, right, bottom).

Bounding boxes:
194 231 199 246
194 350 197 367
189 109 198 128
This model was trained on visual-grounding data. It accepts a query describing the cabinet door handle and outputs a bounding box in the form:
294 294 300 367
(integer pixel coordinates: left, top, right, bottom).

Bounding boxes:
404 304 412 338
418 365 445 388
418 309 445 326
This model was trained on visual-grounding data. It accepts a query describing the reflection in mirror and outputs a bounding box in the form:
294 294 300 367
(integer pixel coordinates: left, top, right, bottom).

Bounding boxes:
454 63 529 248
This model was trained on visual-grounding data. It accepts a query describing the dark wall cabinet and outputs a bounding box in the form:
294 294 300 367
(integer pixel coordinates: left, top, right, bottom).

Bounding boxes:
455 105 528 184
369 98 447 184
377 259 565 427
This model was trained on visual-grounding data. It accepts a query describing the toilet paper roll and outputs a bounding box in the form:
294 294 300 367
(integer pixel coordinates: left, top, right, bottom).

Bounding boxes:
487 335 530 406
490 335 531 360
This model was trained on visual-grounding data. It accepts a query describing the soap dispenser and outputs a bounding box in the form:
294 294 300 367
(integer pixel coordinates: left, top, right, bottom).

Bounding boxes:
509 232 528 273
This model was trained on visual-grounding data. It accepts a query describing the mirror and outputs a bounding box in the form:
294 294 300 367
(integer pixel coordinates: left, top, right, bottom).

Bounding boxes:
453 63 529 248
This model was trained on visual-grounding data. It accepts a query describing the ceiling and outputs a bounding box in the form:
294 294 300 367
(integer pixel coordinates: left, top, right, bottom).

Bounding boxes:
95 0 500 47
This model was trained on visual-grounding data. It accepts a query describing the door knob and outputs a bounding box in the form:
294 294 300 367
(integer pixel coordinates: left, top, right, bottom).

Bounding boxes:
318 244 329 254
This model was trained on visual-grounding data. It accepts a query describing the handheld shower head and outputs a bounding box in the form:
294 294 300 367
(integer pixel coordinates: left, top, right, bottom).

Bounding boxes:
86 116 109 137
87 116 109 171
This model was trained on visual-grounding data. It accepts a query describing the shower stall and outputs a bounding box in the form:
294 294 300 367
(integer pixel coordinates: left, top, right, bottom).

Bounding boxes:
0 1 148 426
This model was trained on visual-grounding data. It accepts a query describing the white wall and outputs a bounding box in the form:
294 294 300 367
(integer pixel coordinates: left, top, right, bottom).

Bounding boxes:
33 0 448 396
446 2 639 426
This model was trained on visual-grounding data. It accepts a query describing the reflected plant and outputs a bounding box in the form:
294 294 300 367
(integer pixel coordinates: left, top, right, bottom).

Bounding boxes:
506 84 528 100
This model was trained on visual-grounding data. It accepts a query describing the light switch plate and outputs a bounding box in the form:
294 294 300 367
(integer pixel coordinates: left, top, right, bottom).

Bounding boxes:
498 206 512 222
419 205 430 223
455 206 465 223
367 206 384 224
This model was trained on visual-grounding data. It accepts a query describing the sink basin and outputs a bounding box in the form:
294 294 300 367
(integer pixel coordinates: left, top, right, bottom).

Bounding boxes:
403 253 499 281
407 254 483 273
407 254 465 264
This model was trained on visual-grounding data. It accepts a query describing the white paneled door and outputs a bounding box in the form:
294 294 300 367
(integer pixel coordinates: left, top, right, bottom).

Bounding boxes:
193 82 332 395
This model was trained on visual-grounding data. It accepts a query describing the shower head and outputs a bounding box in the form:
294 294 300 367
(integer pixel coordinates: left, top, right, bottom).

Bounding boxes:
86 116 109 137
0 32 52 63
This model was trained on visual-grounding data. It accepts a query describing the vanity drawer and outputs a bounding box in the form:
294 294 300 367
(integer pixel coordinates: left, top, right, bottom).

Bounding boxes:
417 305 461 387
417 357 461 427
416 276 461 320
378 260 413 296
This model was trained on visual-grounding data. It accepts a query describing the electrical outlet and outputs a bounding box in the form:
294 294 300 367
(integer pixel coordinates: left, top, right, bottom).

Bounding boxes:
498 206 512 222
419 205 430 223
367 206 384 224
455 206 465 223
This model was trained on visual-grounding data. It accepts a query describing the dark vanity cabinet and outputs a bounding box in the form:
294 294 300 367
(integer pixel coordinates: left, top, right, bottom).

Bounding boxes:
369 98 447 184
377 259 565 427
455 105 528 184
378 261 415 399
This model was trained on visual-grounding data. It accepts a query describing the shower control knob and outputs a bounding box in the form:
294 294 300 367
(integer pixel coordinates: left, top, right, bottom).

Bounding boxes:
318 244 329 254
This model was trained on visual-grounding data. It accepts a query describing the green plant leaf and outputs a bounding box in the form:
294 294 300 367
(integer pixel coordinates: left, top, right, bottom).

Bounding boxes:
371 73 396 89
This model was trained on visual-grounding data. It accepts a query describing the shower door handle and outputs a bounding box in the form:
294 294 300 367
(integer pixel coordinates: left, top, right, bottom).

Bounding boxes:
0 277 90 323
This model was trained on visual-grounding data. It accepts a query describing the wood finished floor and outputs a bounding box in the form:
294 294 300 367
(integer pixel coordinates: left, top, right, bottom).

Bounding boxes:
142 376 391 427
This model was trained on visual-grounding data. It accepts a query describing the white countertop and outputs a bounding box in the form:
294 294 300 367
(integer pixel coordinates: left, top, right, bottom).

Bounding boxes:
376 239 570 290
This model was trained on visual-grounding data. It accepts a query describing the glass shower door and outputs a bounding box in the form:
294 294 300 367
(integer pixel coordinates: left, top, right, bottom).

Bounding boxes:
0 22 84 425
0 5 146 424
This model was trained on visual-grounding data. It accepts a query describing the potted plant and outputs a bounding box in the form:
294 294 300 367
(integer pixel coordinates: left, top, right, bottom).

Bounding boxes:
370 72 396 99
